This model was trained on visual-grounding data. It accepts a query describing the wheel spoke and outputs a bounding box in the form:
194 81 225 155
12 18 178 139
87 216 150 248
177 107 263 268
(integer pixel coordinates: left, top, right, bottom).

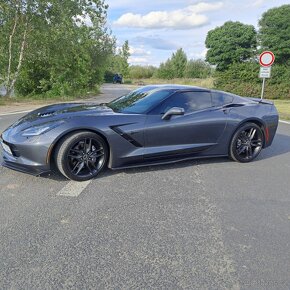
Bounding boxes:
68 154 82 160
83 139 87 153
237 145 246 155
90 152 104 158
86 160 94 174
72 161 81 173
89 161 98 170
70 148 83 154
75 161 84 175
249 129 256 140
87 138 92 153
251 139 262 147
245 147 249 159
248 146 253 158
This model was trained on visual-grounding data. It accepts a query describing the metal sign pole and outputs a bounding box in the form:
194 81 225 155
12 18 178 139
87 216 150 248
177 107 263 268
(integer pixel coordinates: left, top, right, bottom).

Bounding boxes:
260 78 266 100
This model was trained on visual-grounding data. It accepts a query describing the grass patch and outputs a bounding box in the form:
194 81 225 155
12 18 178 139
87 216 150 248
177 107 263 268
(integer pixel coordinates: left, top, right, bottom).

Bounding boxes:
271 99 290 120
0 87 100 106
0 98 5 106
131 78 215 88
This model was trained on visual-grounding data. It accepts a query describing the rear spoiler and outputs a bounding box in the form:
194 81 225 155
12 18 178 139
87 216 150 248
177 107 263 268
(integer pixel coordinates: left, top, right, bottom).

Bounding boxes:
247 97 273 105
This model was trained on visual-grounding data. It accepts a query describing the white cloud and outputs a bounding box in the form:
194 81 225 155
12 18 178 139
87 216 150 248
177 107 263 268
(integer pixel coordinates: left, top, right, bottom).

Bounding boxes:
73 14 92 26
251 0 266 7
189 48 208 60
132 36 179 50
114 2 224 30
129 46 151 56
129 57 150 64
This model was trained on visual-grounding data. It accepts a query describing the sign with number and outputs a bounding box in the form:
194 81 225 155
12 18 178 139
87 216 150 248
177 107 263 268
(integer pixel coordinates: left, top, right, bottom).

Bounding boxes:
259 67 271 78
259 51 275 67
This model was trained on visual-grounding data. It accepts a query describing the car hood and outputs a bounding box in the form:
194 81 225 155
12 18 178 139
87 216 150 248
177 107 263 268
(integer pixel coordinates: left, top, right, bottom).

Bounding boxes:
3 103 114 135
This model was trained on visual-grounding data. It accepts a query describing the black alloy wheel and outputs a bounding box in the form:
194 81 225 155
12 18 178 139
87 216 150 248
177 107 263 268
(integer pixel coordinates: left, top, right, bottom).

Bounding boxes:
55 132 108 181
229 123 264 163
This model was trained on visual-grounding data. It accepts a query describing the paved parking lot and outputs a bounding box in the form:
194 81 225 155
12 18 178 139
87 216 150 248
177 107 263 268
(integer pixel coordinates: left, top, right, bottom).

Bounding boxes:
1 84 290 289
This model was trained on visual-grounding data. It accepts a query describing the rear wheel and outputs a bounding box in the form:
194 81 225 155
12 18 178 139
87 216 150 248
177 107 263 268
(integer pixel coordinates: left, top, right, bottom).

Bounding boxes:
55 131 108 181
229 123 264 163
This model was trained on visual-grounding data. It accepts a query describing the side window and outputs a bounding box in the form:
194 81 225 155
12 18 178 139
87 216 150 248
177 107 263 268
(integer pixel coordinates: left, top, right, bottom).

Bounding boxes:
212 92 233 107
154 91 212 114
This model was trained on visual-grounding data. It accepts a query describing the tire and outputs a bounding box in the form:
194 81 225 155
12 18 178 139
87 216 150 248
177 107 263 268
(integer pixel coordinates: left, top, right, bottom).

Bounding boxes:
229 122 264 163
55 131 108 181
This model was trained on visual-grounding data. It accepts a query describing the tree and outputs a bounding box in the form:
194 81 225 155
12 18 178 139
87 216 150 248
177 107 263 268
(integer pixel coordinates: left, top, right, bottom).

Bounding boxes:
185 59 211 78
258 4 290 64
205 21 257 70
155 59 175 79
129 65 157 79
171 48 187 78
154 48 188 79
0 0 114 97
119 40 130 77
107 40 130 79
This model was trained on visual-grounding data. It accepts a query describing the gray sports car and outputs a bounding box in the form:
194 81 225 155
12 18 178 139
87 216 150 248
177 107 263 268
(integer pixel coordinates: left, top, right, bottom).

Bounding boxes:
1 85 279 181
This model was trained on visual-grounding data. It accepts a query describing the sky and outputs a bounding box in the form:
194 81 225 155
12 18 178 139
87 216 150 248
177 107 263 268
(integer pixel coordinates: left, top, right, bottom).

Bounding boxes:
105 0 289 66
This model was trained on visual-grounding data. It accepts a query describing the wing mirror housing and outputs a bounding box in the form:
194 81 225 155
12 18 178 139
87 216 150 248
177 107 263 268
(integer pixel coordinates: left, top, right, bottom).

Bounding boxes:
162 107 185 120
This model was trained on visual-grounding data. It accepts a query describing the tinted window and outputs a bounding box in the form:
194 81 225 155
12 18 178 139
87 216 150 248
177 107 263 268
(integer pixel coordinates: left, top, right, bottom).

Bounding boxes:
212 92 234 107
152 91 212 114
107 88 173 114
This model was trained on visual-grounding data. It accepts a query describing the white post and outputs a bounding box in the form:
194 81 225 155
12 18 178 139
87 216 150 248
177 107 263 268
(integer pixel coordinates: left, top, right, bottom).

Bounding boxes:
261 78 266 99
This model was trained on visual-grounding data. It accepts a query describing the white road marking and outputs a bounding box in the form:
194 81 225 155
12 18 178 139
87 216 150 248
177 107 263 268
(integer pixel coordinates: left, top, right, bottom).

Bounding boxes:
57 180 91 197
0 110 33 116
279 120 290 125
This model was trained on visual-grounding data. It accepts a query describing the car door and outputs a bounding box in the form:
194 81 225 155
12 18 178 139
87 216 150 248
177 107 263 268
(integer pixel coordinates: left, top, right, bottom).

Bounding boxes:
143 90 228 159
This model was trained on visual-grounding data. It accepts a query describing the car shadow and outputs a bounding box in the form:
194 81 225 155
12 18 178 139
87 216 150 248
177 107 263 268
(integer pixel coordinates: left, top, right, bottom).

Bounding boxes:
44 133 290 182
258 133 290 160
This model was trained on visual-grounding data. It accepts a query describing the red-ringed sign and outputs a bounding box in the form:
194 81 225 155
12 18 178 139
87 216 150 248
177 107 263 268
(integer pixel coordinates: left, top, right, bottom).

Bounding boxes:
259 51 275 67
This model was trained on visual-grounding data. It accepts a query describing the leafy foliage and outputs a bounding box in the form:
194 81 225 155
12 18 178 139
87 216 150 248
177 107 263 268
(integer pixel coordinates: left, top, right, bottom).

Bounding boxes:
105 40 130 81
258 4 290 65
153 49 211 80
214 63 290 99
154 59 175 79
129 65 157 79
205 21 257 71
0 0 114 97
185 60 212 79
171 48 187 78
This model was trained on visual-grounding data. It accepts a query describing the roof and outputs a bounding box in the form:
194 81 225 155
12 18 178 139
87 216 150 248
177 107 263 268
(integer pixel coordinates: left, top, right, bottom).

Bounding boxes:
138 84 210 92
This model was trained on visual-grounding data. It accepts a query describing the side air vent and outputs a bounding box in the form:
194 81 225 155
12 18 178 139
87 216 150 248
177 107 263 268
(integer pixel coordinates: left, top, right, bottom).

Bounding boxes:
37 111 55 118
110 125 143 147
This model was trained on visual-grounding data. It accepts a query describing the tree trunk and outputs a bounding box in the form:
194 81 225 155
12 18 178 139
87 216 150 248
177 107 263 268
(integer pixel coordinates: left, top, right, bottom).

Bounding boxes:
5 10 18 97
5 17 29 98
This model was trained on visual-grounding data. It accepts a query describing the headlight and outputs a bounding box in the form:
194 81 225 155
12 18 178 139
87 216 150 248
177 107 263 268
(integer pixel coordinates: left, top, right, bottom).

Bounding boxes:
22 121 64 137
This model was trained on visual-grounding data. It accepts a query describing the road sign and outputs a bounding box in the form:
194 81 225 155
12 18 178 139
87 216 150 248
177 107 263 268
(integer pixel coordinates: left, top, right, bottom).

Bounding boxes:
259 51 275 67
259 66 271 78
259 51 275 100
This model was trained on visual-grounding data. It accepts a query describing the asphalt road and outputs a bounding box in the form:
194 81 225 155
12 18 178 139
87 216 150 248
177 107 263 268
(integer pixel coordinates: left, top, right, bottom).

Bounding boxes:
0 84 290 289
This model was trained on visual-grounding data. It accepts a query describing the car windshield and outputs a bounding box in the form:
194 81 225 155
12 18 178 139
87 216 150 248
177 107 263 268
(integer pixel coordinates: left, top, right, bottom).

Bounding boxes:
107 88 173 114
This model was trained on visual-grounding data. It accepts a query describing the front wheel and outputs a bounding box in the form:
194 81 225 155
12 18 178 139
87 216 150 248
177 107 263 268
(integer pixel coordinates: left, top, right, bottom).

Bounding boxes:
229 123 264 163
55 132 108 181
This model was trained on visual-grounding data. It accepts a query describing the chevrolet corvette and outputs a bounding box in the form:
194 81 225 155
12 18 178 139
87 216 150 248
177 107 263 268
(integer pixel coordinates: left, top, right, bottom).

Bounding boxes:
1 85 279 181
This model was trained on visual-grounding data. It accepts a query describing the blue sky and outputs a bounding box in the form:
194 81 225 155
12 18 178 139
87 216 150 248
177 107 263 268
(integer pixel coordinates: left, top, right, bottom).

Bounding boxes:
105 0 289 66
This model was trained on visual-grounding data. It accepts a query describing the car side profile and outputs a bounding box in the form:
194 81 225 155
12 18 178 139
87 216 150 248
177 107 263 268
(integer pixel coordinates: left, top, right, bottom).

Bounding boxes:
1 85 279 181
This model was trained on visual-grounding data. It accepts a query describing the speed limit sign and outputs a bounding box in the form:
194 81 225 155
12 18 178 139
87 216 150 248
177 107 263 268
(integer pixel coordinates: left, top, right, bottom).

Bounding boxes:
259 51 275 99
259 51 275 67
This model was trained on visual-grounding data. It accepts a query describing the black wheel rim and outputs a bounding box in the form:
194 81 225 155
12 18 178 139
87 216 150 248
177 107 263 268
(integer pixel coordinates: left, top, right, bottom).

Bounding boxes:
235 127 263 161
66 138 105 178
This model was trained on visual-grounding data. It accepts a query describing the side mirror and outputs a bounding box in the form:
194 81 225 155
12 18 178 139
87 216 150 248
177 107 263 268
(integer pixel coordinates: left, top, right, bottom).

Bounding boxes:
162 107 185 120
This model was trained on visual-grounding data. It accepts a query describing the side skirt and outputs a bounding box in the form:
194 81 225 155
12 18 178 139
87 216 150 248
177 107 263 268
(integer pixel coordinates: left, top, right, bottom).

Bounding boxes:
110 154 229 170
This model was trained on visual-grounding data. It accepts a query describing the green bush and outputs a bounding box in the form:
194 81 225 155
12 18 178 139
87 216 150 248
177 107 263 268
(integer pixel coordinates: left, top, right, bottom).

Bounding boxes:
185 60 212 79
129 65 157 79
214 62 290 99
